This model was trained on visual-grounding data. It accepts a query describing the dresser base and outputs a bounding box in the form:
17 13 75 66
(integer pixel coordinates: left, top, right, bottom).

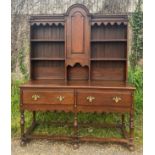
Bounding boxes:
20 111 134 151
20 81 135 151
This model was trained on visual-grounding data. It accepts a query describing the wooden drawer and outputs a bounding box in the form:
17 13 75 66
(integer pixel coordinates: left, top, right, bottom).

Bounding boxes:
22 89 74 105
77 90 132 107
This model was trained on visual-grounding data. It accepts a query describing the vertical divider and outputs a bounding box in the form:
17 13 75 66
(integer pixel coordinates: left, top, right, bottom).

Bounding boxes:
29 23 32 80
64 16 67 83
89 61 91 83
88 17 91 83
126 22 129 83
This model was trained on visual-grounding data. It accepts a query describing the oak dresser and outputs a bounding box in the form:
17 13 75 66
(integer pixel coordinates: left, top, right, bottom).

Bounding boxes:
20 4 135 150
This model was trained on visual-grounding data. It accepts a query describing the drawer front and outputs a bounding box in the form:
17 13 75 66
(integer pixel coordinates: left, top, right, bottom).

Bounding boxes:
22 89 74 105
77 90 132 107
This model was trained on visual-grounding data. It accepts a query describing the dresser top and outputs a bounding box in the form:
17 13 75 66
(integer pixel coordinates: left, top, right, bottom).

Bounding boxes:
20 80 135 90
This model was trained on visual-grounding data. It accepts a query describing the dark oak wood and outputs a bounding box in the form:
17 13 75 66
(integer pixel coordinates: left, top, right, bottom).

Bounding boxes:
66 4 90 58
20 4 135 150
23 89 74 105
77 89 132 107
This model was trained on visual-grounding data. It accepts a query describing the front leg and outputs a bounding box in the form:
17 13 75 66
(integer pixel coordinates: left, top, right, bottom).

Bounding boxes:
73 112 79 149
129 111 134 151
20 110 26 146
32 111 36 124
122 114 125 128
128 92 135 151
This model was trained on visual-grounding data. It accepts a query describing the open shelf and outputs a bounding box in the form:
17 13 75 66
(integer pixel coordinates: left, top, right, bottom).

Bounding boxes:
91 61 126 81
91 39 127 42
91 42 127 59
30 12 127 82
91 23 127 41
31 39 64 42
31 42 64 58
90 58 127 61
31 24 64 41
31 60 65 80
31 58 65 61
67 63 89 81
30 23 65 80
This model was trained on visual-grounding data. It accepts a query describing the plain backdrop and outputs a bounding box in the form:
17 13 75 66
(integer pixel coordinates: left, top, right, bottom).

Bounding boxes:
0 0 155 155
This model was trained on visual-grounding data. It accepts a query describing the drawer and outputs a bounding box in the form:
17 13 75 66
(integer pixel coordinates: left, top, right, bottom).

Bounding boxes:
22 89 74 105
77 90 132 107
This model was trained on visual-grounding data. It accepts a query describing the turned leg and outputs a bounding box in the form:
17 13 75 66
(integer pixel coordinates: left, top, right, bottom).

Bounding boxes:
129 111 134 151
73 112 79 149
121 114 128 139
32 111 36 124
20 110 26 146
122 114 125 128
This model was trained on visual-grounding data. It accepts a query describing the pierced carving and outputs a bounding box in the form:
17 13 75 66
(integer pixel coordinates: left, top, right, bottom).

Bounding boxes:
67 62 89 68
66 59 89 69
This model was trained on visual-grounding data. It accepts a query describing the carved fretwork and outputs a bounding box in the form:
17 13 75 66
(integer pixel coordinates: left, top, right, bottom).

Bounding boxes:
66 61 89 68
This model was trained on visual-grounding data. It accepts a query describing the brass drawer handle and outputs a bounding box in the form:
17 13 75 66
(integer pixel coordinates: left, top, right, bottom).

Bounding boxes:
57 96 65 102
32 94 40 101
113 96 121 103
86 96 95 103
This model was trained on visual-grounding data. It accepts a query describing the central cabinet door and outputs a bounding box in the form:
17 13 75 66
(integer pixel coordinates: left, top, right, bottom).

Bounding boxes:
66 4 90 67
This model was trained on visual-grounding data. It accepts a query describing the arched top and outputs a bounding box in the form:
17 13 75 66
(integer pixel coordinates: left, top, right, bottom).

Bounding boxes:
66 4 90 16
71 11 84 18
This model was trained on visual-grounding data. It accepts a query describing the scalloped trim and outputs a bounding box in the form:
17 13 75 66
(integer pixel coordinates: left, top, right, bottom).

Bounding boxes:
66 62 89 68
31 22 64 26
91 21 127 26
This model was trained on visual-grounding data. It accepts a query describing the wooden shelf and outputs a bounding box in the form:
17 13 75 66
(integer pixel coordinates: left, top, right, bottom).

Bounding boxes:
31 58 65 61
91 39 127 42
90 58 127 61
33 77 65 80
31 39 64 42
